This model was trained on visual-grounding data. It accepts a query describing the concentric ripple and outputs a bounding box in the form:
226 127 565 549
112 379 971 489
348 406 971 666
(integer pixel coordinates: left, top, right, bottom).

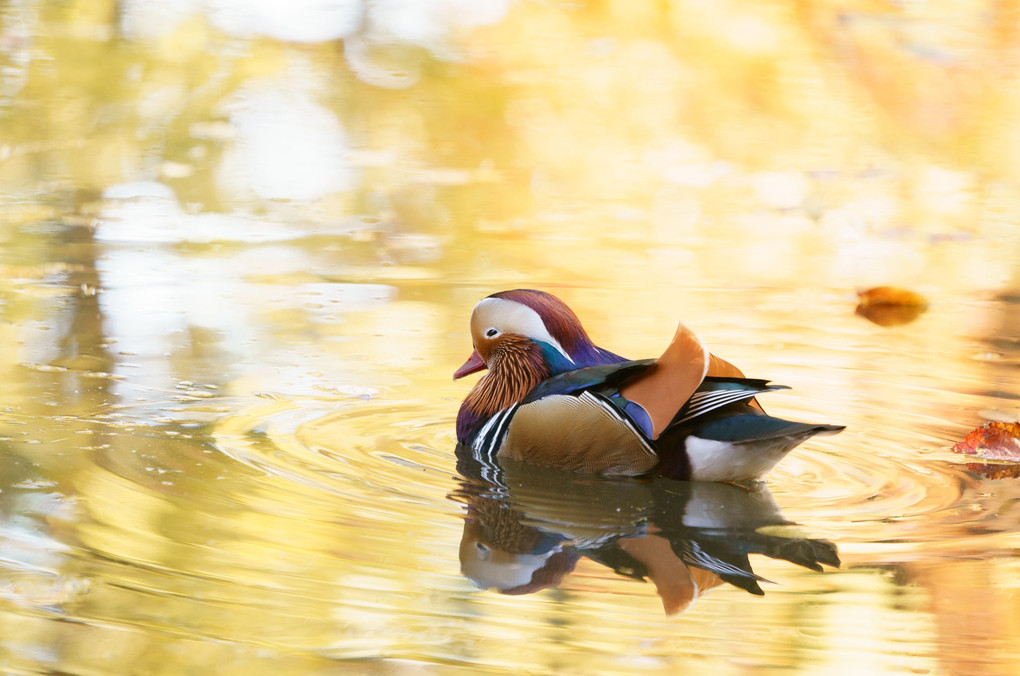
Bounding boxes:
207 394 1020 562
767 426 1020 560
211 394 460 506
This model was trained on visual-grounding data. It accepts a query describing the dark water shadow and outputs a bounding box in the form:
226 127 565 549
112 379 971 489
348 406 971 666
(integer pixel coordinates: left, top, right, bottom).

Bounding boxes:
450 446 839 615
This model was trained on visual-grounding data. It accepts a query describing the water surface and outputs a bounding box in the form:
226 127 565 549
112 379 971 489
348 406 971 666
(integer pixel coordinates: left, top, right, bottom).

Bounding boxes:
1 1 1019 674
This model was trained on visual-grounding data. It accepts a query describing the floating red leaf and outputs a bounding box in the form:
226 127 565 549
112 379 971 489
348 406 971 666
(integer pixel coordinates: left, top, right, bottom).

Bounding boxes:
952 421 1020 461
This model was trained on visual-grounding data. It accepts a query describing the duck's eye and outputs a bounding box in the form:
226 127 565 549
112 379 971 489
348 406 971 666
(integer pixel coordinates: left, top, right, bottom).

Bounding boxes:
485 328 499 338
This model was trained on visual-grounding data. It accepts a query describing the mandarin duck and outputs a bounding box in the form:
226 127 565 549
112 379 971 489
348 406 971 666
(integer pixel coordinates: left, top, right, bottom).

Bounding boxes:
454 289 844 482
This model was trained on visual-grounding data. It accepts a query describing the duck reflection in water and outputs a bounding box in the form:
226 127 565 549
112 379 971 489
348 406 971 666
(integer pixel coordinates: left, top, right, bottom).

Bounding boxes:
452 452 839 615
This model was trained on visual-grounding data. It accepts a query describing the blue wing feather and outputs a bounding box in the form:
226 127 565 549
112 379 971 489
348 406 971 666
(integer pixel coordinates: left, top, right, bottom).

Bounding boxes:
521 359 656 403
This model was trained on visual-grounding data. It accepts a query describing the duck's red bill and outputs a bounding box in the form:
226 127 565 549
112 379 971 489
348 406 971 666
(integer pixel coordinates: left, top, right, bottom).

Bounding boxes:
453 350 486 379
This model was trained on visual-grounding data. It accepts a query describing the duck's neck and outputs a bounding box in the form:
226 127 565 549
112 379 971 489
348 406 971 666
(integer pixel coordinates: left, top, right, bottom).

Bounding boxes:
457 338 550 442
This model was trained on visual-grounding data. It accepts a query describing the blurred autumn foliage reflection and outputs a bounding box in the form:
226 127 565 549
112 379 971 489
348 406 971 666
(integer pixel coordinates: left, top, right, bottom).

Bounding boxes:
1 1 1020 675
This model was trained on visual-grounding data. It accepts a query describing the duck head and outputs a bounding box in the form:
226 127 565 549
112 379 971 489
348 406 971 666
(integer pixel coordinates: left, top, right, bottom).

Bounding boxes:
454 289 625 443
454 289 623 380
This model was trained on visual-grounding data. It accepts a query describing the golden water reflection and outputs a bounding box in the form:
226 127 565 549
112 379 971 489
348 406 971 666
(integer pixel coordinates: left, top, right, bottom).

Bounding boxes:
453 455 840 614
1 0 1019 673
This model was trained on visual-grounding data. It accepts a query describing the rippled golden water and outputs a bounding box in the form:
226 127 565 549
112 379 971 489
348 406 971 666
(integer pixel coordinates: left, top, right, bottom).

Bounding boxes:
2 1 1020 674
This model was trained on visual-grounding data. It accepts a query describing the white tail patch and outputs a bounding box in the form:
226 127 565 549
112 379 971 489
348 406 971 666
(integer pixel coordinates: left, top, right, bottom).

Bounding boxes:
684 436 797 482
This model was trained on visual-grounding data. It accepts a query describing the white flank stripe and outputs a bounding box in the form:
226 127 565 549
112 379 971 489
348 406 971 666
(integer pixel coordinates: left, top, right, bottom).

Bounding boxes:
489 405 517 452
471 414 499 452
473 408 509 454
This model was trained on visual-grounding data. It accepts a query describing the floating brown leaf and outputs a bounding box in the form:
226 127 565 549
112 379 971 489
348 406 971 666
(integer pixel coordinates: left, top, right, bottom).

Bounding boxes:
952 421 1020 461
855 286 928 326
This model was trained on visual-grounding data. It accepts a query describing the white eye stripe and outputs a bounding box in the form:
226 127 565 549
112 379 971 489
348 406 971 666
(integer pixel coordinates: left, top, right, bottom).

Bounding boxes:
471 297 574 363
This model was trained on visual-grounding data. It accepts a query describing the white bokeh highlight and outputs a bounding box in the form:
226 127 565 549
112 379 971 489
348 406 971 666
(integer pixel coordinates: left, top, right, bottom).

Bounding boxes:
218 85 356 202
